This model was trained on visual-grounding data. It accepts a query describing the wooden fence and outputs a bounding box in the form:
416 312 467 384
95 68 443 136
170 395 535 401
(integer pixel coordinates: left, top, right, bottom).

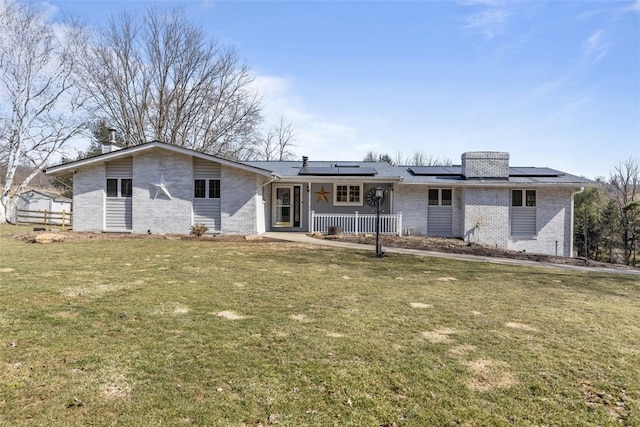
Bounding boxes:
16 209 72 227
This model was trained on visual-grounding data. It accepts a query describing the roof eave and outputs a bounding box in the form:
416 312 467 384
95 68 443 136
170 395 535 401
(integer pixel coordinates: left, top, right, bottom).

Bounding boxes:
44 141 277 178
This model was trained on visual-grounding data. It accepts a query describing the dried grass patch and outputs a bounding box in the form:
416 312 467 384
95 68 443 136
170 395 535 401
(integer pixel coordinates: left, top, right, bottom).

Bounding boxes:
0 268 15 273
216 311 248 320
172 305 190 315
448 344 477 358
51 311 78 319
463 359 517 391
290 314 314 323
421 328 457 343
62 283 131 298
98 364 133 400
409 302 433 308
505 322 538 331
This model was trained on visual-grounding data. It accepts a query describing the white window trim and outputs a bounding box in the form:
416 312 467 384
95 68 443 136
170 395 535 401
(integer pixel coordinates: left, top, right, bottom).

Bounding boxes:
194 179 221 199
428 188 453 206
333 183 363 206
106 177 132 198
511 189 537 207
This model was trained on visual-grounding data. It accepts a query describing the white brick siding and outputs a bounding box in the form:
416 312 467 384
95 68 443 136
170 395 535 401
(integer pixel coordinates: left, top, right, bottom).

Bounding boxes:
462 187 510 248
220 165 263 235
132 151 194 234
394 185 428 235
73 165 105 232
462 152 509 179
508 187 573 256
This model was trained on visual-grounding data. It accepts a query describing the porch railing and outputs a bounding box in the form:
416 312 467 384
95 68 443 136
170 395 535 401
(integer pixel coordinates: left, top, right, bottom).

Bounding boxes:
310 211 402 236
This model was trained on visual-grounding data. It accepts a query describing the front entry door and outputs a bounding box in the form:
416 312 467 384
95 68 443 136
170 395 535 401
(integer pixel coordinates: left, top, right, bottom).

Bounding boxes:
273 185 301 228
275 186 292 227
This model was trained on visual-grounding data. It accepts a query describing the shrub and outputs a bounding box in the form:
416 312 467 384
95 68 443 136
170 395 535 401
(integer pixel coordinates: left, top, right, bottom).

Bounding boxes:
190 223 209 237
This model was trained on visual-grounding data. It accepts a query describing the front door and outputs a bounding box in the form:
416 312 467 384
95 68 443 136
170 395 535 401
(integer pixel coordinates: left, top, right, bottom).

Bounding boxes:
275 186 292 227
273 185 301 228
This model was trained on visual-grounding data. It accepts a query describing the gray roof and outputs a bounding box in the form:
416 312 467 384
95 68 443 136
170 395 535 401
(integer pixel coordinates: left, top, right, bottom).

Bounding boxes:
244 160 403 181
245 160 596 186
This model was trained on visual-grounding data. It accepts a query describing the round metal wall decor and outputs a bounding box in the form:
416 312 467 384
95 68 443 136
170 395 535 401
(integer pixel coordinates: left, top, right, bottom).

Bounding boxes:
365 188 384 207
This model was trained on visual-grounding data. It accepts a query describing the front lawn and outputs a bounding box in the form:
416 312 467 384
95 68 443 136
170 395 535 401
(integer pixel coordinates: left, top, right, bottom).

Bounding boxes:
0 226 638 426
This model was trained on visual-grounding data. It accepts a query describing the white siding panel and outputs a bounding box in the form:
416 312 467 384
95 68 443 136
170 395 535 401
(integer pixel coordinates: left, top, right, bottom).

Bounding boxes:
511 207 536 236
194 159 221 179
193 199 221 232
427 206 453 237
106 198 132 230
106 158 132 177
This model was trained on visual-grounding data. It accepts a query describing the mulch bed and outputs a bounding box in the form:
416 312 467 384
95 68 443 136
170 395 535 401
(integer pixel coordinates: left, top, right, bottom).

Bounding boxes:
318 234 638 271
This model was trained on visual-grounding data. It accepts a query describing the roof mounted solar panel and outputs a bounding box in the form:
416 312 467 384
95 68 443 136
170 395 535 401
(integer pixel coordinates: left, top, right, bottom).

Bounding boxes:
334 163 360 168
299 166 378 176
509 167 563 177
408 166 462 176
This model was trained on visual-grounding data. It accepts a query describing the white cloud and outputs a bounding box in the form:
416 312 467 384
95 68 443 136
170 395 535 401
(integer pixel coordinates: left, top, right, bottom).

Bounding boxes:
626 0 640 13
582 29 609 65
466 8 511 39
251 74 363 160
460 0 514 39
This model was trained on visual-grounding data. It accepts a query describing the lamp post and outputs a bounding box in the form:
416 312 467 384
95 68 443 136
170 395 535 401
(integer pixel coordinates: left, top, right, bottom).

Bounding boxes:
374 186 384 257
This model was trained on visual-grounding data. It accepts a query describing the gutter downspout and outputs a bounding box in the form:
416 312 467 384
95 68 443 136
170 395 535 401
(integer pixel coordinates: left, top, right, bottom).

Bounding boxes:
570 187 585 258
257 174 280 190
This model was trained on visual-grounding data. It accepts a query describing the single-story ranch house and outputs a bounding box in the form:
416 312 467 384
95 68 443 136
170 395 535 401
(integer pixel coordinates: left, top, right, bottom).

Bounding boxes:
45 141 596 257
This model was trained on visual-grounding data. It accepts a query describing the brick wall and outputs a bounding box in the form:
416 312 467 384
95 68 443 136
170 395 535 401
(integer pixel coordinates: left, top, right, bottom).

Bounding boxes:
462 187 510 248
508 187 574 256
132 151 194 234
461 152 509 179
394 185 428 235
73 165 105 232
221 165 262 235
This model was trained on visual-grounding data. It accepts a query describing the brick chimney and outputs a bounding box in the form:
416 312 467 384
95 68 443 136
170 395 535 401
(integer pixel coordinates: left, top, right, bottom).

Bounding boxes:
102 128 117 154
461 152 509 179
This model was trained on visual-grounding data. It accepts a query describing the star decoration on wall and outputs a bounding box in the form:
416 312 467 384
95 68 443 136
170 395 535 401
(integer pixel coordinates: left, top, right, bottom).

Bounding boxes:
150 173 173 200
315 186 330 203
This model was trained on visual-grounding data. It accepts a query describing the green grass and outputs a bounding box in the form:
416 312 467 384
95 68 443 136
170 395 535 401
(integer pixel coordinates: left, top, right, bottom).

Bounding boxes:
0 225 639 426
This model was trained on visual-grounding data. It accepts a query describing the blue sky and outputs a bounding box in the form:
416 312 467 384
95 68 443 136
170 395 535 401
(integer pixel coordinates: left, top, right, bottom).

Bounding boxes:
44 0 640 179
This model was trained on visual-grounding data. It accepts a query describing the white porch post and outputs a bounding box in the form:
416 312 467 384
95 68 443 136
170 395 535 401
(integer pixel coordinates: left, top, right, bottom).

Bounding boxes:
310 210 315 234
355 211 359 235
398 212 403 236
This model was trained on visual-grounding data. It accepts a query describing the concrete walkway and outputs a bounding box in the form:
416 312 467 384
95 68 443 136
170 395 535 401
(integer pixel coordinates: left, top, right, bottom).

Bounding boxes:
263 232 640 276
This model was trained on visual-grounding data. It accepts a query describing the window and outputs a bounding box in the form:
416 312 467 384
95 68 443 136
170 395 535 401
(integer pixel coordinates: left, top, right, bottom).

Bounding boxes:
442 189 452 206
428 188 453 206
209 179 220 199
121 179 132 197
194 179 206 198
525 190 536 207
194 179 220 199
512 190 536 207
512 189 523 207
334 184 362 206
428 189 439 206
106 179 118 197
106 178 132 198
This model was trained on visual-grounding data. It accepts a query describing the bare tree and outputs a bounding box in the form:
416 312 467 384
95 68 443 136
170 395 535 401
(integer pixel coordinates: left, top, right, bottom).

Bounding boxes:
258 115 296 161
608 157 640 265
79 6 262 159
368 150 452 166
0 0 87 223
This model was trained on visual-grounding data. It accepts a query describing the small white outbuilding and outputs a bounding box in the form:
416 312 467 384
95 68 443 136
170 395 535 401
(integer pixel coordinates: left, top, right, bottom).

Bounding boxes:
14 190 72 225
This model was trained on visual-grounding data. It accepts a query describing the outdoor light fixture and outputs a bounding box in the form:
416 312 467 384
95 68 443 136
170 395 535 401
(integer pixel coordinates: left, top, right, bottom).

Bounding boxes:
374 186 384 257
